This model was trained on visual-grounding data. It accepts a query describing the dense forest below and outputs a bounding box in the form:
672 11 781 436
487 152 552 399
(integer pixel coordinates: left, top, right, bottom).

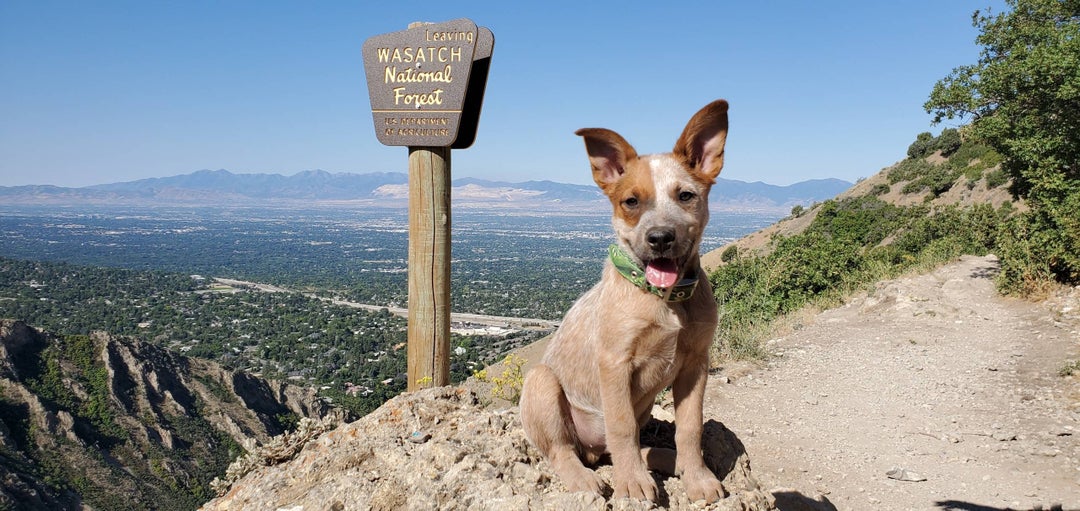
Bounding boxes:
0 257 545 416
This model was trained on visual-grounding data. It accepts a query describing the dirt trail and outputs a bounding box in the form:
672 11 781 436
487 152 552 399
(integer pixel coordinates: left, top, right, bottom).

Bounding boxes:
705 255 1080 510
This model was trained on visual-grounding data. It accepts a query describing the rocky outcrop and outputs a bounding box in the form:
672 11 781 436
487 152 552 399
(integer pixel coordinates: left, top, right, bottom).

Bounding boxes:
202 386 787 511
0 320 335 510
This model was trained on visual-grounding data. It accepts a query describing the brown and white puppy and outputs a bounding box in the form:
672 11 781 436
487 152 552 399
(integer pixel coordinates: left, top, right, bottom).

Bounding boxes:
519 100 729 503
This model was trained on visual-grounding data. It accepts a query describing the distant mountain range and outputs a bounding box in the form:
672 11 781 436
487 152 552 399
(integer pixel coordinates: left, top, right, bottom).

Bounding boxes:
0 169 852 212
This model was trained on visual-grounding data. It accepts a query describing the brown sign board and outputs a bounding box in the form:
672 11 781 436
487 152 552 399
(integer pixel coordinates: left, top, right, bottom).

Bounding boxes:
362 19 494 148
451 26 493 149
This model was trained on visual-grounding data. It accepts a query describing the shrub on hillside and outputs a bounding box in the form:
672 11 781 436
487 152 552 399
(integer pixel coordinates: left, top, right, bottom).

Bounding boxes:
907 132 936 160
886 204 1002 265
870 183 890 196
710 255 778 360
720 245 739 263
928 166 961 197
808 196 905 246
994 214 1058 297
936 128 962 156
888 158 933 184
905 128 963 160
985 168 1009 189
892 132 1003 199
771 232 864 308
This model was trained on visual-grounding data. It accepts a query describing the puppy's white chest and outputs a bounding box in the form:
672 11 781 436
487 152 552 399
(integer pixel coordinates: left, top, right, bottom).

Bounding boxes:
630 309 683 371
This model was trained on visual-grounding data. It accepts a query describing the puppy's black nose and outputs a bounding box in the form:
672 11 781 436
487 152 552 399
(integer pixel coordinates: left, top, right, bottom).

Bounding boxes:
646 228 676 253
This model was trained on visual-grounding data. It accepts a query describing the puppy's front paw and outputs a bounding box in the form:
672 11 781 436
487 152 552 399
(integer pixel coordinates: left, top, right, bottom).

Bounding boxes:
562 470 604 495
612 468 657 502
682 468 725 503
551 458 604 495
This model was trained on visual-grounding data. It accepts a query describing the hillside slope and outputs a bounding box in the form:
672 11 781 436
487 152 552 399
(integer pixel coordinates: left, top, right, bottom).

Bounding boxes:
0 320 334 510
702 142 1016 270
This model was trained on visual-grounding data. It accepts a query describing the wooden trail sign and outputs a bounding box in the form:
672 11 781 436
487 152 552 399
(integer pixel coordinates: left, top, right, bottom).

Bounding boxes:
362 19 493 391
362 19 493 148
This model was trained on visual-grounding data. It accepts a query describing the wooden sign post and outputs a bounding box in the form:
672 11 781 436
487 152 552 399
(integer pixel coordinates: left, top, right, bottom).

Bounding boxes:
362 19 493 391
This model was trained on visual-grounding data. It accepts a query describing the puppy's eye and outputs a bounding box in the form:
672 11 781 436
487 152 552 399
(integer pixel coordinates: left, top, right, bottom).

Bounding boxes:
623 197 639 208
678 191 696 202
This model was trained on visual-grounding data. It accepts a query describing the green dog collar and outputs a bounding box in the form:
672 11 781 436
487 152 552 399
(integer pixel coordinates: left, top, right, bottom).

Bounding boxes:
608 244 699 302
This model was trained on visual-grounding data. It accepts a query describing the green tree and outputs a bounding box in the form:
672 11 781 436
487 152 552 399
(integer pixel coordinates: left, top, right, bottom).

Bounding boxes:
924 0 1080 289
935 128 962 156
907 131 935 159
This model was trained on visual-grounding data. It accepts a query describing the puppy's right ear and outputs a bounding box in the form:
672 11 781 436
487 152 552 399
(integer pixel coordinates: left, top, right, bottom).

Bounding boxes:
575 128 638 189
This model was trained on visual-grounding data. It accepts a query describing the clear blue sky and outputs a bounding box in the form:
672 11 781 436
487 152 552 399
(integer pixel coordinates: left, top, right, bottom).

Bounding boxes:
0 1 1004 188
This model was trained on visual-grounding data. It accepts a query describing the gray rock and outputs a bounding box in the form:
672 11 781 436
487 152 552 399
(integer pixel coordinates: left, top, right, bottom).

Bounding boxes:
885 467 927 482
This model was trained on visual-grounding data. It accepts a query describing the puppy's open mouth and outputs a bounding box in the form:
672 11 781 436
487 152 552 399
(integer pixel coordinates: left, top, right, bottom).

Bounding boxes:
644 258 680 288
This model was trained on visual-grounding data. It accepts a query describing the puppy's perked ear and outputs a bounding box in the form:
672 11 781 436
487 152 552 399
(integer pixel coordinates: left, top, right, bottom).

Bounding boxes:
673 100 729 183
575 128 639 189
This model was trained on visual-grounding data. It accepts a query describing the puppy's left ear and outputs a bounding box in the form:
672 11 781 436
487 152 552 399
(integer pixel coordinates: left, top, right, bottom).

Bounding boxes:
673 99 729 183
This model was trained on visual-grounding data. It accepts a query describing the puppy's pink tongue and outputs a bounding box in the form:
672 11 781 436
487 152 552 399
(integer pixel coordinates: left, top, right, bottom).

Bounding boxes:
645 259 679 288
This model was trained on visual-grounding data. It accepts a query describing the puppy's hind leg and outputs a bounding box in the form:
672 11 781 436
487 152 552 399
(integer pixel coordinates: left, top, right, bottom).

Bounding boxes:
520 364 604 495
